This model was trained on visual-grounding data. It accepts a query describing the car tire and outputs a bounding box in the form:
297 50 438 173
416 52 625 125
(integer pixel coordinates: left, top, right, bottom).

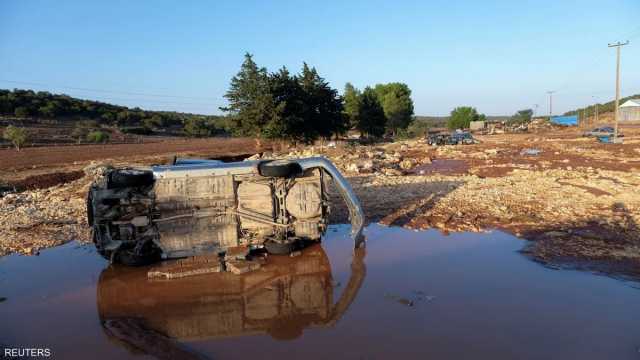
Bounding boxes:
107 169 154 189
264 240 295 255
258 160 302 178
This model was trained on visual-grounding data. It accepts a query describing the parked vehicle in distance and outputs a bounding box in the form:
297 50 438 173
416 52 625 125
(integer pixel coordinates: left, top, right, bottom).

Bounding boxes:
426 133 450 146
427 131 476 146
582 126 623 137
448 131 476 145
87 157 364 265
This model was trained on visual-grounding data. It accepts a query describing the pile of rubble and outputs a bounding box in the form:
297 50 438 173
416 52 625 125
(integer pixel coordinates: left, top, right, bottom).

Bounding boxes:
262 141 433 176
0 162 109 256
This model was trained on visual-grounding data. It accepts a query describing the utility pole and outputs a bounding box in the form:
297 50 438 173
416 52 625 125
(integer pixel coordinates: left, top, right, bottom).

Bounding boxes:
547 91 556 117
592 95 599 127
608 40 629 142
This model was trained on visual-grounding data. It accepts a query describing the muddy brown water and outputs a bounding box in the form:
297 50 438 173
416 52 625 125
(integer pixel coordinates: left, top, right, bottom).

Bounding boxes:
412 159 469 175
1 224 639 359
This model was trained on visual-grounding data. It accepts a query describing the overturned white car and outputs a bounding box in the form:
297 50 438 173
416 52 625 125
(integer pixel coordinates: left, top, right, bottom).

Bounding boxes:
87 157 364 265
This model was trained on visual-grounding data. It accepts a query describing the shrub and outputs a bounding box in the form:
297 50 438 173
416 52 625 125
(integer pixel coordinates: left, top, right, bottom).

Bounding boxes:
3 125 28 150
86 130 110 143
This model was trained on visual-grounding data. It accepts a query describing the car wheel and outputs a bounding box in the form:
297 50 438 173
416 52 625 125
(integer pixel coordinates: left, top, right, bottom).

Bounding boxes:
107 169 154 189
264 240 295 255
259 160 302 178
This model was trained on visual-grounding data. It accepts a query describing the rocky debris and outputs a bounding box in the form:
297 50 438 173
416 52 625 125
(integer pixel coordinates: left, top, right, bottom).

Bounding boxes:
226 259 262 275
148 254 223 279
245 153 262 161
520 148 542 156
224 246 250 261
148 249 267 279
400 158 417 170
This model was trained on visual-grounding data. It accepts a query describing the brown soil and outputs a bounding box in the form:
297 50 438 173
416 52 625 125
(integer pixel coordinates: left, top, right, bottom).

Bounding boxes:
6 171 85 191
0 137 270 182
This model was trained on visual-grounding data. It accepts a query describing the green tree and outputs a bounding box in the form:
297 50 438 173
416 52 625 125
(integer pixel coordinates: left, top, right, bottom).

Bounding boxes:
510 109 533 124
220 53 276 137
356 87 387 138
374 83 414 135
142 114 163 129
116 110 130 126
343 83 361 130
183 117 215 137
262 67 304 142
3 125 28 150
71 127 89 143
86 130 110 143
14 106 30 118
447 106 485 130
298 63 346 141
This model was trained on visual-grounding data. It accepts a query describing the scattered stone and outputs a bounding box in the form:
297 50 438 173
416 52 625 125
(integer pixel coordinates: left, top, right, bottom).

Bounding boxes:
400 159 416 170
148 255 223 279
224 246 250 261
226 260 262 275
520 148 541 156
381 168 403 176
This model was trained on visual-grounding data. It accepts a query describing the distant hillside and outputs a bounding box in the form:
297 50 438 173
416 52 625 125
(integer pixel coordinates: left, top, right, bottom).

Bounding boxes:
564 93 640 117
0 88 226 131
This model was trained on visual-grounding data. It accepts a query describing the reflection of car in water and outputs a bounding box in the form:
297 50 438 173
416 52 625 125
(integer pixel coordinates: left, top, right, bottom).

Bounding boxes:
88 157 364 265
97 244 366 356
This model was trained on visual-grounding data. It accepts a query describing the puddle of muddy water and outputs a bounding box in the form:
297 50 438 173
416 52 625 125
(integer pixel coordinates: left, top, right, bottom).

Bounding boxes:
1 225 639 359
412 159 469 175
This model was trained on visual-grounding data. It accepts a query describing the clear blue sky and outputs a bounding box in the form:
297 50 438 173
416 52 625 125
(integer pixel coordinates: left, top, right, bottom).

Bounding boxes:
1 0 639 116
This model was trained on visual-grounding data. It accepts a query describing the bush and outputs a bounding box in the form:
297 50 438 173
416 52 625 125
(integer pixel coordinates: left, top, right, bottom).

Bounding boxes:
3 125 28 150
447 107 485 130
120 126 153 135
86 130 110 143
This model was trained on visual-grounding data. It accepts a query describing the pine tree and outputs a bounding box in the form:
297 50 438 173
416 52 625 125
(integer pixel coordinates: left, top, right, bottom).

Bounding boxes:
221 53 277 137
299 63 346 142
357 87 386 138
263 67 305 142
343 83 361 130
374 83 414 135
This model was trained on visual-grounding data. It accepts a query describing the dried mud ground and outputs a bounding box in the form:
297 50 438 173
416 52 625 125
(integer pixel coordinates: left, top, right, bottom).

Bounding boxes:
1 128 640 280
